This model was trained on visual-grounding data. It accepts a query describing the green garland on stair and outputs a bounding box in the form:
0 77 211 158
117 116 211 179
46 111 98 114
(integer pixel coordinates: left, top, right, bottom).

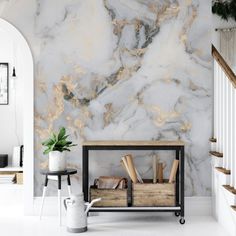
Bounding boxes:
212 0 236 21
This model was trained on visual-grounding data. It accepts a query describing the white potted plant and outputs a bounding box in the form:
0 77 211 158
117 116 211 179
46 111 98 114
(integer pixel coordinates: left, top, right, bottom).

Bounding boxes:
42 127 77 171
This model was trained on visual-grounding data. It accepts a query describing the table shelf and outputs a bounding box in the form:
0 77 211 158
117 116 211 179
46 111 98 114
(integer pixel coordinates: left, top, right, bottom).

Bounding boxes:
90 206 181 212
0 166 23 172
82 140 185 222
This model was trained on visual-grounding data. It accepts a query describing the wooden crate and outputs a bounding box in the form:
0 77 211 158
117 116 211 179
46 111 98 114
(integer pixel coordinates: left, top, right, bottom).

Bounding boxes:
16 172 23 185
90 186 128 207
132 179 175 207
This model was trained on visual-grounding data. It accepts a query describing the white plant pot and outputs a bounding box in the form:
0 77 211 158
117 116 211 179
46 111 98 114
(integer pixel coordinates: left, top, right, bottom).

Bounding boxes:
49 151 67 171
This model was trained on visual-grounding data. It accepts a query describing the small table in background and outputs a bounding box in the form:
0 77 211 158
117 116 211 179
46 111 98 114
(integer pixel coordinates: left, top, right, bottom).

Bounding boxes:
39 168 77 226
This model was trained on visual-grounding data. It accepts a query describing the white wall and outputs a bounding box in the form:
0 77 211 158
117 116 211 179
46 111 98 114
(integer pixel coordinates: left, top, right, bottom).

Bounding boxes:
212 15 236 50
0 28 23 165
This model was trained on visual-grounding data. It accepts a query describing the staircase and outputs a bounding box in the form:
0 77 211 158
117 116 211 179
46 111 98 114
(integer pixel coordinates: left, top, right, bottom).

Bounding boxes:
211 45 236 236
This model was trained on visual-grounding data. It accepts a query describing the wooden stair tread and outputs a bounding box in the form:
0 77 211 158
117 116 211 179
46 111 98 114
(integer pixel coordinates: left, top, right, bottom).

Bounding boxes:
209 151 223 157
215 167 231 175
231 206 236 212
209 138 217 143
223 185 236 195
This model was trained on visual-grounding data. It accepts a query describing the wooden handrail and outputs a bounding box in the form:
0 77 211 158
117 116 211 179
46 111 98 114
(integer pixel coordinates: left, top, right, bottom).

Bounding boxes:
212 44 236 88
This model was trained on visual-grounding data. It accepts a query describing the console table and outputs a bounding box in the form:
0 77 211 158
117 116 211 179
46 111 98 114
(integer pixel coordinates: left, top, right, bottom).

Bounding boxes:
82 140 185 224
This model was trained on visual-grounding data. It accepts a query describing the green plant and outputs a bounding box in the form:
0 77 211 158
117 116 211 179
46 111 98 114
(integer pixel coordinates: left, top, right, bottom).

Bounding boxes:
212 0 236 21
42 127 77 155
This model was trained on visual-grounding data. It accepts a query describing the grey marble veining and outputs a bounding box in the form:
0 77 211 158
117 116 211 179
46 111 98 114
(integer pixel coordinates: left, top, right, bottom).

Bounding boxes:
0 0 212 196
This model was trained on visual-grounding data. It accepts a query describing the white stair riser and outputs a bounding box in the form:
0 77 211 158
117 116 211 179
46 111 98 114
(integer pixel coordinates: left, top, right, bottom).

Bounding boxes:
221 186 236 205
211 156 223 168
210 142 216 151
215 170 230 185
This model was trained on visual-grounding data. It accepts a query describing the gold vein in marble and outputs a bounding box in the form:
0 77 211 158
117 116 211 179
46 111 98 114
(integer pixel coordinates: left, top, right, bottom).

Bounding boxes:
74 118 85 130
189 80 199 91
74 65 87 75
112 19 128 36
179 5 197 47
36 79 47 94
35 77 66 142
146 105 180 127
103 103 114 127
61 76 77 91
156 3 180 25
180 122 192 132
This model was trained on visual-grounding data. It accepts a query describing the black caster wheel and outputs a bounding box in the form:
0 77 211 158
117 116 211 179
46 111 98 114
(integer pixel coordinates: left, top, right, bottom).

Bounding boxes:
179 218 185 225
175 212 180 217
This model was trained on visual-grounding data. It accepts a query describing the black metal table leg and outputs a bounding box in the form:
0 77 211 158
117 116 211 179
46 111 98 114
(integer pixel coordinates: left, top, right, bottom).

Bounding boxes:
180 146 185 224
176 149 179 205
175 149 180 217
67 175 71 196
58 175 61 190
83 146 89 202
44 175 48 187
67 175 71 186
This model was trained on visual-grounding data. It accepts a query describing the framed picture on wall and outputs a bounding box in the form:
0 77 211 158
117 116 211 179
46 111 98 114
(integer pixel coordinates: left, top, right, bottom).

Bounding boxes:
0 63 9 105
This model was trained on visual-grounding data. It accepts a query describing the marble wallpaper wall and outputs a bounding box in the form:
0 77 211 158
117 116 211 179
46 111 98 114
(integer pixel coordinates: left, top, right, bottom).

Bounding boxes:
0 0 212 196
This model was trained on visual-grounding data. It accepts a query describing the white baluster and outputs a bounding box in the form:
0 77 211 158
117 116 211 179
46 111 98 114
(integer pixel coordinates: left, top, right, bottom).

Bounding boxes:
224 76 230 170
214 60 218 150
230 82 234 187
234 87 236 190
221 69 225 165
218 65 222 153
223 75 226 166
216 62 220 152
226 78 231 171
218 65 221 153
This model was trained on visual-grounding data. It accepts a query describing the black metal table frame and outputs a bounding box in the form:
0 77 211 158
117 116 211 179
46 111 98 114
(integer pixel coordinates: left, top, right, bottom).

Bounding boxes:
82 144 184 219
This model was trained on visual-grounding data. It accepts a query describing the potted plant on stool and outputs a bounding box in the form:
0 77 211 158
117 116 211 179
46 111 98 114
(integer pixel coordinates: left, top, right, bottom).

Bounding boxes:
42 127 77 171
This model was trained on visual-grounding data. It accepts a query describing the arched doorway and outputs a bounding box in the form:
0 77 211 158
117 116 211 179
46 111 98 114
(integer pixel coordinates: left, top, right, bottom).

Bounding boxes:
0 18 34 215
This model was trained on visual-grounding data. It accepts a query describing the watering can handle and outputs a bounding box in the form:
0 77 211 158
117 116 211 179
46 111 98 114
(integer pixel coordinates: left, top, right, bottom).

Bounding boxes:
64 197 70 210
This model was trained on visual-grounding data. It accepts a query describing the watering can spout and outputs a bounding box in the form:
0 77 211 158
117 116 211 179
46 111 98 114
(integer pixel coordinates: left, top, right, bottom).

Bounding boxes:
85 198 101 214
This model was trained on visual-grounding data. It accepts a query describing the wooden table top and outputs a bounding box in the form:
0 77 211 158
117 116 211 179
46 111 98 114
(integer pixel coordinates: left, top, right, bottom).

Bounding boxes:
82 140 184 146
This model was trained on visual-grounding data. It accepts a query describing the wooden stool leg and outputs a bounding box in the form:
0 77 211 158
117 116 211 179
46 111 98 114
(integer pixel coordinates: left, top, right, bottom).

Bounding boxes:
39 175 48 220
58 175 62 226
67 175 72 196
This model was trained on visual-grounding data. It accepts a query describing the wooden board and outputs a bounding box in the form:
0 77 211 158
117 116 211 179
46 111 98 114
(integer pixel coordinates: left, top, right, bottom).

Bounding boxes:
83 140 184 146
209 138 217 143
132 179 175 207
16 172 23 185
223 185 236 195
209 151 223 158
231 206 236 212
90 187 128 207
215 167 231 175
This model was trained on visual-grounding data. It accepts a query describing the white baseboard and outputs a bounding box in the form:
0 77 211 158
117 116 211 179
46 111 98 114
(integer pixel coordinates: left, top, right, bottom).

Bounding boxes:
184 197 212 216
33 196 212 217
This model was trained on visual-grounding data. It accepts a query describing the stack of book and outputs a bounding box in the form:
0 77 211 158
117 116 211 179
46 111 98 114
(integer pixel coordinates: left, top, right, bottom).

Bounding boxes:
0 174 16 184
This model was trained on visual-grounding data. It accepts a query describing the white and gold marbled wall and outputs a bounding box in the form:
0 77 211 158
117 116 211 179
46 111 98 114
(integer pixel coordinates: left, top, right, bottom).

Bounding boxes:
0 0 212 196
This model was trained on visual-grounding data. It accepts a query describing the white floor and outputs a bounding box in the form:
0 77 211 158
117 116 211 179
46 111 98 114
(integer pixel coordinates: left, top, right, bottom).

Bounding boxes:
0 214 230 236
